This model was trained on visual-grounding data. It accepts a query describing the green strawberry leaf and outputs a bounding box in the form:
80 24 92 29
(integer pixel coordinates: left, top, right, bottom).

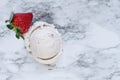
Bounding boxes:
16 32 20 39
5 20 10 23
16 27 21 33
7 24 13 30
5 12 14 23
15 31 24 39
20 35 24 39
9 12 14 23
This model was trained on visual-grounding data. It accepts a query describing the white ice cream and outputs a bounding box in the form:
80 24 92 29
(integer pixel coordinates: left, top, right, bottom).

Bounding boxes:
24 21 62 64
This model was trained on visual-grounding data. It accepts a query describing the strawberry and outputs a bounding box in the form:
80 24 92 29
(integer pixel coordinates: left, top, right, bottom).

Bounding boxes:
5 12 33 39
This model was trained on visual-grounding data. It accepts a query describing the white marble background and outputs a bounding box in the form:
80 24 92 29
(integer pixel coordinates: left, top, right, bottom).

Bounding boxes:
0 0 120 80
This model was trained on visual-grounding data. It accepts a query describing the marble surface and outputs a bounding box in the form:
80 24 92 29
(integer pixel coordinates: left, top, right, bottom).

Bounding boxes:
0 0 120 80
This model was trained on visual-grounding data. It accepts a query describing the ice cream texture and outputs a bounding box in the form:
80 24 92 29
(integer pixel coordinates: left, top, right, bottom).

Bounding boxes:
24 21 62 64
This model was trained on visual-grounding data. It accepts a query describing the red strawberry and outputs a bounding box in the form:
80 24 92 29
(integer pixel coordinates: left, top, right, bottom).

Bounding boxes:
12 13 33 34
5 12 33 39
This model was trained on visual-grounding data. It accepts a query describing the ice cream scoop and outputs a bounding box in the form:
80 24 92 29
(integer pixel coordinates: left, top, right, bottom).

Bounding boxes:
24 21 62 64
